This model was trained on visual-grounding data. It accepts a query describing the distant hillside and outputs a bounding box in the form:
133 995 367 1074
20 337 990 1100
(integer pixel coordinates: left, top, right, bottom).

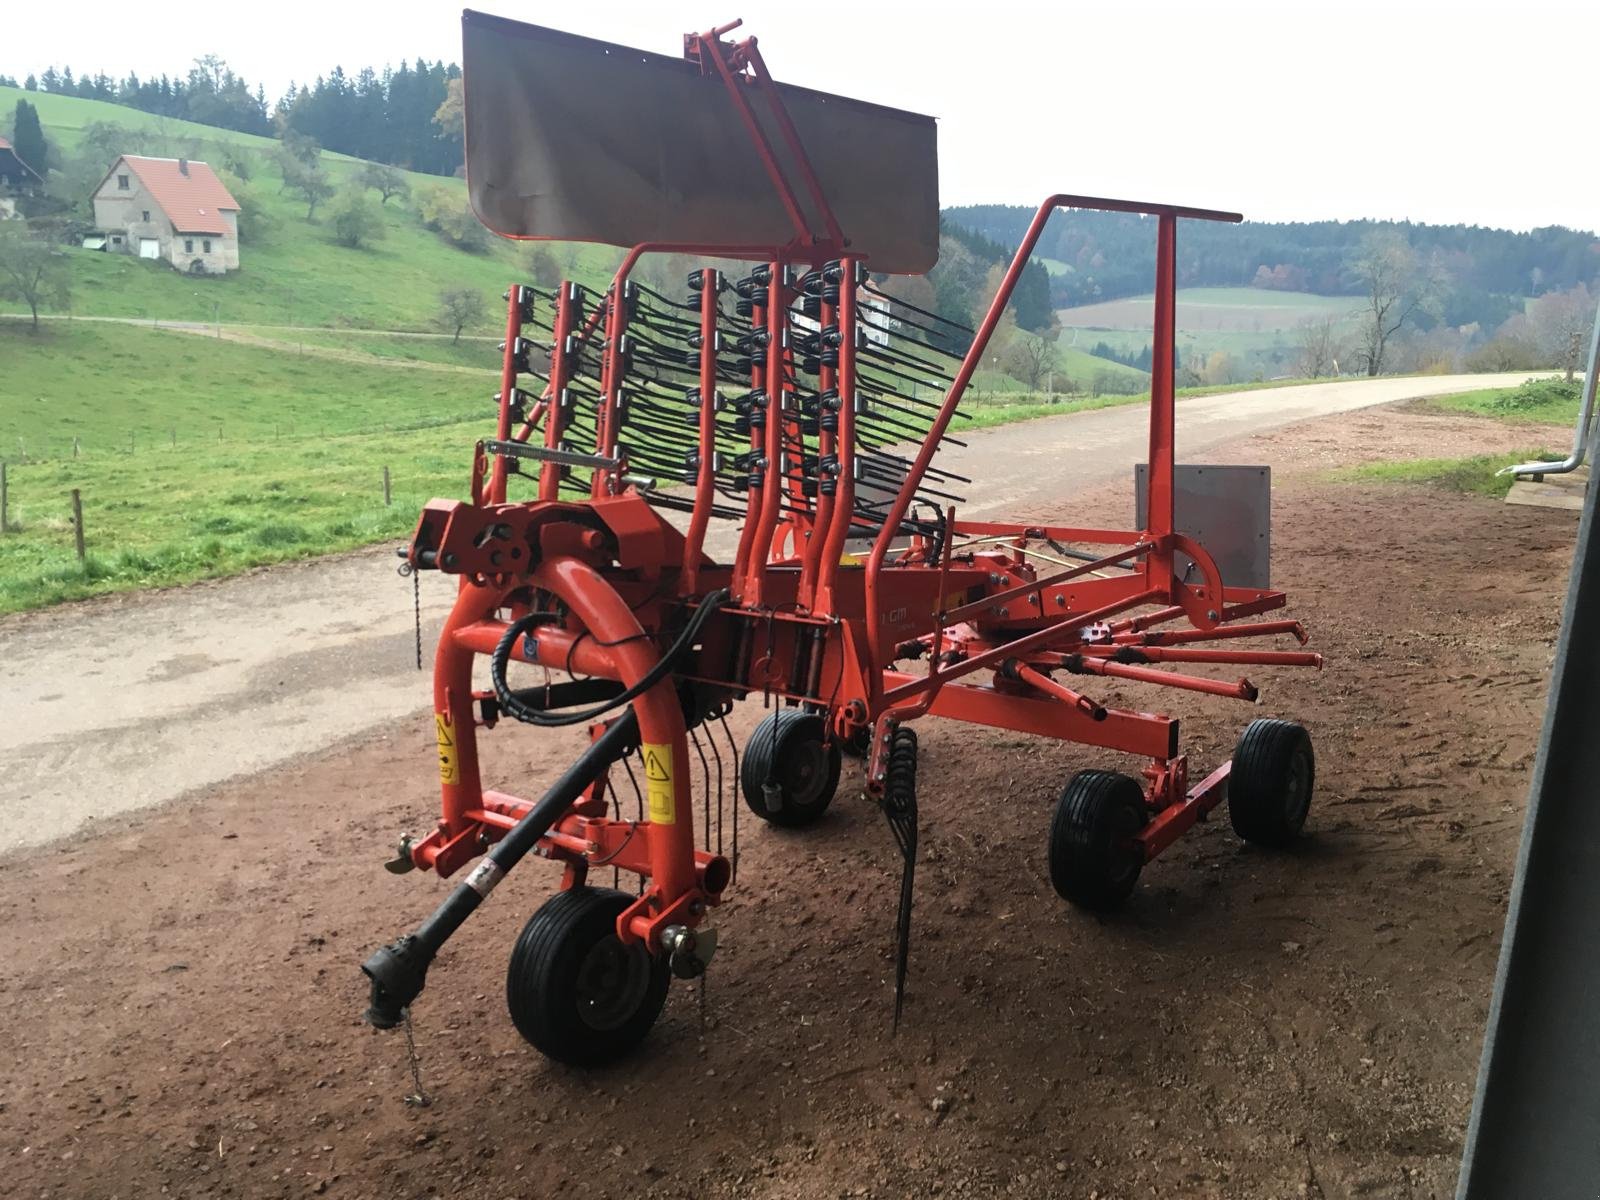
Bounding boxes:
0 84 625 332
945 203 1600 331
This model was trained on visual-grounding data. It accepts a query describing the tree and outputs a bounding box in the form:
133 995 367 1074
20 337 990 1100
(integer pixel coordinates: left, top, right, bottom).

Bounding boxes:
416 185 488 252
436 287 486 343
1200 350 1239 386
1293 316 1345 378
10 99 48 177
1528 284 1596 381
358 161 410 205
1003 331 1058 392
328 186 385 249
523 243 563 288
1347 233 1444 377
433 77 464 140
285 160 334 220
0 221 72 331
218 170 271 244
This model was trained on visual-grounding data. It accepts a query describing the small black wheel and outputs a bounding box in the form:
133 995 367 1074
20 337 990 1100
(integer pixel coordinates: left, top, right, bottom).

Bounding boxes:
1229 719 1315 847
506 887 669 1066
1049 770 1149 910
741 709 842 827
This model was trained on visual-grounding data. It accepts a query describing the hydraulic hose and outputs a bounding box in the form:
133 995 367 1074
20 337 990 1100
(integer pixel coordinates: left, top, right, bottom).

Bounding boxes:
489 588 730 727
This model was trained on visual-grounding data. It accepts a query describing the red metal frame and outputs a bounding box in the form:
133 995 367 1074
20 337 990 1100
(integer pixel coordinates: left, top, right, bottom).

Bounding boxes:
395 18 1318 989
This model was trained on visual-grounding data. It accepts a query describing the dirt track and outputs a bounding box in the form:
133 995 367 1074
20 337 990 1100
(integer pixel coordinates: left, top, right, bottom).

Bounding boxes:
0 371 1548 852
1 402 1577 1199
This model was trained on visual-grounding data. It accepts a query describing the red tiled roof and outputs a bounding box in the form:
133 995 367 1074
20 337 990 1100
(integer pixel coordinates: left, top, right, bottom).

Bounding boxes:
109 156 240 235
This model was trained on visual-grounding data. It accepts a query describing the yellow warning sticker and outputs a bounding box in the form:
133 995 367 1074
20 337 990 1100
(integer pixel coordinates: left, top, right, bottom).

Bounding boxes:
435 712 459 786
642 742 675 825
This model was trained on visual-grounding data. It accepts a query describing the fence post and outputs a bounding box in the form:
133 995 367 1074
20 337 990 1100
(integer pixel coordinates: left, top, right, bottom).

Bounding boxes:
71 489 85 562
1 460 8 534
170 428 177 448
383 466 392 506
73 436 81 458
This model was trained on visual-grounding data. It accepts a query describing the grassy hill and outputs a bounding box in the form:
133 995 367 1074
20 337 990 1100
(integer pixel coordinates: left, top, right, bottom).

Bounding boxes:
1058 287 1355 332
0 83 629 331
1057 287 1364 380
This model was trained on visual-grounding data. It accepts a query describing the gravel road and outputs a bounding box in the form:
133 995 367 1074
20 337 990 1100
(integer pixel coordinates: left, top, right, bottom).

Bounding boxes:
0 372 1543 850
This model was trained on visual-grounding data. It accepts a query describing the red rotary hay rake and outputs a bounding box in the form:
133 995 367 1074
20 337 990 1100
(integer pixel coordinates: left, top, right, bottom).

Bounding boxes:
362 12 1322 1065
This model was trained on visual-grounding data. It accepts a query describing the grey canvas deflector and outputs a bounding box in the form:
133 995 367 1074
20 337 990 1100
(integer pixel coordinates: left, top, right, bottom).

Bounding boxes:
460 11 940 274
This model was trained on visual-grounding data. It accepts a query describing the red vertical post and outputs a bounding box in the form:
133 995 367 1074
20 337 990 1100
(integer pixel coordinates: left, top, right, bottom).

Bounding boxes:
680 270 721 594
745 264 788 605
489 285 523 504
540 281 577 502
729 284 768 605
1145 213 1178 590
592 281 631 498
797 288 838 609
814 257 859 618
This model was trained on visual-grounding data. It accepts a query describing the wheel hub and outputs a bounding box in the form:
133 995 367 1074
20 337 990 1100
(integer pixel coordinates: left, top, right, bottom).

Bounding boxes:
574 936 651 1031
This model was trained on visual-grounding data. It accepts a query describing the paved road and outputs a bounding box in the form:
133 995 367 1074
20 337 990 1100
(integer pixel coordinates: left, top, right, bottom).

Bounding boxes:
0 373 1540 850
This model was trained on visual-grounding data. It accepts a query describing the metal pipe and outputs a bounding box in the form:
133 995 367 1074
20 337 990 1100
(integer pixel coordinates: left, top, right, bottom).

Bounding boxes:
360 710 640 1029
1502 305 1600 478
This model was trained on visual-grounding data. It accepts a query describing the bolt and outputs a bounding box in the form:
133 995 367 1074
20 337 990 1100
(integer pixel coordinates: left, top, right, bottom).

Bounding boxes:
585 840 601 856
1056 595 1066 607
690 900 706 916
1206 610 1218 621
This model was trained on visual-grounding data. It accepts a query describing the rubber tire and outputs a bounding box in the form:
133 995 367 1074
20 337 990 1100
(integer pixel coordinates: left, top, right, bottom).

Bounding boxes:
1228 719 1315 847
505 887 670 1066
741 709 842 828
1048 770 1149 911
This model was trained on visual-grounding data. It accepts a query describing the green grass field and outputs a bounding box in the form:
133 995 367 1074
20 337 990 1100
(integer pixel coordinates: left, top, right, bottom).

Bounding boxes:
1058 287 1355 333
236 326 502 371
1 321 490 458
1414 376 1581 425
1333 450 1557 500
0 321 498 612
1056 288 1365 382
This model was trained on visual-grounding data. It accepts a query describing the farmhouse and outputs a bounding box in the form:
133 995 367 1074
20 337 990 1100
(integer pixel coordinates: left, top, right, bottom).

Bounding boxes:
0 136 43 218
91 155 240 274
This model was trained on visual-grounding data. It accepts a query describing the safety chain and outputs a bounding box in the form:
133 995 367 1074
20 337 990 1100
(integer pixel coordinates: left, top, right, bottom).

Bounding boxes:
398 561 422 670
401 1010 432 1107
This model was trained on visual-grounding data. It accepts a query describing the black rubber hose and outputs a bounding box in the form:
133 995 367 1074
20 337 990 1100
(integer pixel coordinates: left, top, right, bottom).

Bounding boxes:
360 708 641 1028
489 588 730 728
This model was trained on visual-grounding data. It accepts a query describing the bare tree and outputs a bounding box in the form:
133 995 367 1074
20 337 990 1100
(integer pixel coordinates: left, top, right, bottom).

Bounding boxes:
358 162 410 206
1347 233 1443 376
1528 284 1597 381
1003 331 1058 392
1294 316 1344 378
436 287 487 344
0 220 71 332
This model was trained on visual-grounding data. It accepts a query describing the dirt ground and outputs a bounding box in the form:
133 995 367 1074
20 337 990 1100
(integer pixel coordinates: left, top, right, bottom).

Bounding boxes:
1 404 1578 1199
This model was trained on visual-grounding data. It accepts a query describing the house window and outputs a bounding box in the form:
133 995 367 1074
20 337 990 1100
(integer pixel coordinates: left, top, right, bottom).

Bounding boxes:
111 235 123 245
142 210 150 222
184 239 194 253
203 239 212 253
117 174 129 190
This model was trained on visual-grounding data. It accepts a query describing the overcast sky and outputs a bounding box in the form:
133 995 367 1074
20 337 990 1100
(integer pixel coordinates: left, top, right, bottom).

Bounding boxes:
8 1 1597 232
